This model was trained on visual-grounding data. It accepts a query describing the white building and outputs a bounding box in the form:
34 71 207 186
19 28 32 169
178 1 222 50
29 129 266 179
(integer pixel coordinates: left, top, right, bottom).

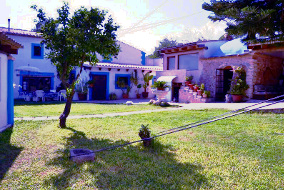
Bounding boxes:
0 33 22 132
0 27 162 100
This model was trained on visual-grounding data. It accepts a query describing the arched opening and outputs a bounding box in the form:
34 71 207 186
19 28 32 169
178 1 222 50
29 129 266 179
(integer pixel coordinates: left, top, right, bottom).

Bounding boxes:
215 66 233 101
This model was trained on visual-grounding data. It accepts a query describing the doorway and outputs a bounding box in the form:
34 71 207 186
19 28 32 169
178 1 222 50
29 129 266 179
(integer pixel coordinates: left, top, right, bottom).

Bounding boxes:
215 67 233 101
92 74 107 100
172 83 182 102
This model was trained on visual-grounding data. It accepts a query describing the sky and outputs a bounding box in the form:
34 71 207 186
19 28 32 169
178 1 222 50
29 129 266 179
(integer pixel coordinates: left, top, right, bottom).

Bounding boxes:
0 0 227 55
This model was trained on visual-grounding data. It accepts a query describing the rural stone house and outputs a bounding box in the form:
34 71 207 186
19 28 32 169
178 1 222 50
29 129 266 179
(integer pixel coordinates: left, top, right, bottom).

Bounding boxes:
156 39 284 102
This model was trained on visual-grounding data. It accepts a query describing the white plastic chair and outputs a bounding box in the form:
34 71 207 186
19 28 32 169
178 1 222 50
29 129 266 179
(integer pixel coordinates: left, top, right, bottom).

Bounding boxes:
58 90 66 101
33 90 45 102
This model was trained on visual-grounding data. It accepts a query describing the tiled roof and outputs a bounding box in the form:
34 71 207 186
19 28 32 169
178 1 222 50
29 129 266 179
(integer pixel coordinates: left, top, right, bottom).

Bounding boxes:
85 62 163 71
160 42 207 54
0 27 41 38
0 32 23 49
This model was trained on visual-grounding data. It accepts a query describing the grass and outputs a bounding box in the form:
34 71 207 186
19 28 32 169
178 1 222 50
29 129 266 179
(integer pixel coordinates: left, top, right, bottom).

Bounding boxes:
1 109 283 189
14 102 169 117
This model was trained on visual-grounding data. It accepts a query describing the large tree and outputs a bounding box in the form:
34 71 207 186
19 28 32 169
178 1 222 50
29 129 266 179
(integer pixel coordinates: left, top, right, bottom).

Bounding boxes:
202 0 284 42
148 38 178 58
32 3 120 128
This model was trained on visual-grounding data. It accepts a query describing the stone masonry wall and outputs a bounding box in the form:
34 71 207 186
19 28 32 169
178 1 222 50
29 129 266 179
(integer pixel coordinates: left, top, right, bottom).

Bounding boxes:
251 53 283 86
199 54 254 98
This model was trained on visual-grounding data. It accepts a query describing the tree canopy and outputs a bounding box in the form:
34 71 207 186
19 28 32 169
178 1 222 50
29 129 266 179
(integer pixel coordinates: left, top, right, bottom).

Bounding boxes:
32 3 120 128
202 0 284 42
148 38 178 58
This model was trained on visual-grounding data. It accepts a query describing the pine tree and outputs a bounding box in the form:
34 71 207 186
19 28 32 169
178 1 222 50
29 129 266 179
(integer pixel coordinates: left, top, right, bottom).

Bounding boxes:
202 0 284 42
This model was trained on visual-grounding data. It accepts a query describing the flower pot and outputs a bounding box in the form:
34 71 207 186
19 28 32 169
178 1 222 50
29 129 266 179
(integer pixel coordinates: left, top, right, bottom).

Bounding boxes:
232 94 243 102
157 87 165 91
188 84 194 90
142 92 149 98
122 93 129 99
197 90 202 96
136 94 141 99
194 86 199 92
142 138 152 147
185 81 191 86
78 93 87 100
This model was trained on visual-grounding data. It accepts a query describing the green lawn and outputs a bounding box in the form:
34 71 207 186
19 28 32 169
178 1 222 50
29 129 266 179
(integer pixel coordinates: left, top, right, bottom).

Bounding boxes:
14 102 164 117
1 109 283 189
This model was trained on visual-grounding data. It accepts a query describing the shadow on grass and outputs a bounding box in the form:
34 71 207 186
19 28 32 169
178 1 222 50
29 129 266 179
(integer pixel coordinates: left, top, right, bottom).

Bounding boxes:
44 127 210 189
0 128 23 181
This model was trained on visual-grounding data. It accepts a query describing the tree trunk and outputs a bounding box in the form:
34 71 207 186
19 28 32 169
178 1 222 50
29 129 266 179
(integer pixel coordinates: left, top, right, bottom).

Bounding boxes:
59 92 74 128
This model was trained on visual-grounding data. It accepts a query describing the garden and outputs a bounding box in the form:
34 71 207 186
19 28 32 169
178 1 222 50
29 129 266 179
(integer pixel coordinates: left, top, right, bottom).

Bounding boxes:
1 108 283 189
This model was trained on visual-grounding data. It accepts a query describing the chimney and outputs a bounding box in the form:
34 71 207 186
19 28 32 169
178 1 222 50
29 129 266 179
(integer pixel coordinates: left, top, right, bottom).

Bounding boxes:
8 19 10 32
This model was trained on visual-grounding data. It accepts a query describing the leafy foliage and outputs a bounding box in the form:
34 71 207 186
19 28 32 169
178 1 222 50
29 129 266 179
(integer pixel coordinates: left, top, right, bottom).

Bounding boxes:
31 3 120 127
148 38 178 58
152 81 169 90
230 67 249 95
202 0 284 42
142 72 154 92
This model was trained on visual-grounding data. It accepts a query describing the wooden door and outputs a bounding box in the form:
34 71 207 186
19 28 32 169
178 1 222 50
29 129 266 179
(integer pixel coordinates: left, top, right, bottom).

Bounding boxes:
92 75 107 100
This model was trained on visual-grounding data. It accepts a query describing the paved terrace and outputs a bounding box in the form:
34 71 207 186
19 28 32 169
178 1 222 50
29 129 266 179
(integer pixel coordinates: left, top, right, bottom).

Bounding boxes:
14 99 284 121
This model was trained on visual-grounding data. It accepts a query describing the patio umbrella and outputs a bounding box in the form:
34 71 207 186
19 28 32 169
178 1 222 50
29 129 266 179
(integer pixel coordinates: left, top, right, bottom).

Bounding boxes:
15 65 40 72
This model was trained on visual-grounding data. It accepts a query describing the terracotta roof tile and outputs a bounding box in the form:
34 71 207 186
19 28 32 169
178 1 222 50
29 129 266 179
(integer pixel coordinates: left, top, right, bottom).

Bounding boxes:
0 27 41 38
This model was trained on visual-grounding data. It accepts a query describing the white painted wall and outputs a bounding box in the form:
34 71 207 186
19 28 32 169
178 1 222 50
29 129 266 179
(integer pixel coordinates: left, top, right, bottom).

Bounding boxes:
96 41 144 65
0 53 8 130
80 67 155 99
146 58 163 66
6 35 61 99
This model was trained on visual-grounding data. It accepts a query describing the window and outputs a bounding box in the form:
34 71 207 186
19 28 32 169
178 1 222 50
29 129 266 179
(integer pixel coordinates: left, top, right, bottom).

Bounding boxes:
69 70 76 84
167 57 175 70
178 53 198 70
31 43 44 59
115 74 130 89
22 76 51 92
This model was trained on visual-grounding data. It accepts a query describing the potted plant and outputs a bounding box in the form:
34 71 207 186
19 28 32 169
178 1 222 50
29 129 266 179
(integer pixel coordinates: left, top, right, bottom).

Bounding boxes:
203 90 210 98
109 92 117 100
152 81 169 91
185 75 193 86
194 84 199 92
188 83 195 90
198 83 205 96
138 124 152 147
229 67 249 102
136 84 142 98
116 80 130 99
142 72 153 98
86 79 95 88
130 72 141 98
75 79 88 100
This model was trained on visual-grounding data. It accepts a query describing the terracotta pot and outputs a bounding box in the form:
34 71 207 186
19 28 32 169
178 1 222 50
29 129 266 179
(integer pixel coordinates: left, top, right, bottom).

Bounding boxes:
232 94 243 102
78 93 87 100
185 81 191 86
136 94 141 99
197 90 202 96
157 87 165 91
122 93 129 99
142 92 149 98
142 138 152 147
188 84 194 90
194 86 199 92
